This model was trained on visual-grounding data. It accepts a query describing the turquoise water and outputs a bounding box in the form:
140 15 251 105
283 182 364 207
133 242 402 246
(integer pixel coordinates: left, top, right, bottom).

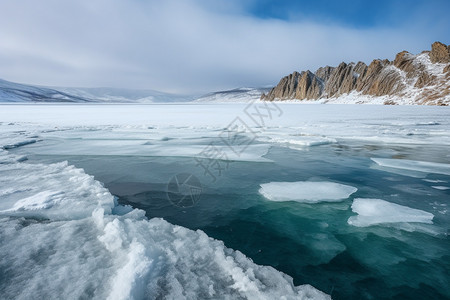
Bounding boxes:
21 139 450 300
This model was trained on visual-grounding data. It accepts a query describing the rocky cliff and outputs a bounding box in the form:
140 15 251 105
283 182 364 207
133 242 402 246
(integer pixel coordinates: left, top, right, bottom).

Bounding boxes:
261 42 450 105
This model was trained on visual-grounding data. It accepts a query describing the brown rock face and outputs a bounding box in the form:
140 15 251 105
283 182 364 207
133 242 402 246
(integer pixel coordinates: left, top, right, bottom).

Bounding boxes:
444 64 450 73
295 71 323 99
261 42 449 105
324 63 354 96
393 51 422 76
261 72 300 100
315 66 335 82
415 72 436 88
354 61 368 77
355 59 385 93
430 42 450 63
262 70 324 101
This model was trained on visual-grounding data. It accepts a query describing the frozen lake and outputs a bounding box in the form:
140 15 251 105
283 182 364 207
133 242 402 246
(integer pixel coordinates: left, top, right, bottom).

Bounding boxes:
1 103 449 299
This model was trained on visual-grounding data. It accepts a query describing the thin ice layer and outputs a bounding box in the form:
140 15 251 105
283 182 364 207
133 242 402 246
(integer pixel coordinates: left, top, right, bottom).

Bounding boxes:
259 181 357 203
348 198 434 227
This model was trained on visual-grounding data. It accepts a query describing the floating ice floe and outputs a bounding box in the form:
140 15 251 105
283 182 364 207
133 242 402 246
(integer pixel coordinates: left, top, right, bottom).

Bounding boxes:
348 198 434 227
371 158 450 176
0 150 330 300
259 181 357 203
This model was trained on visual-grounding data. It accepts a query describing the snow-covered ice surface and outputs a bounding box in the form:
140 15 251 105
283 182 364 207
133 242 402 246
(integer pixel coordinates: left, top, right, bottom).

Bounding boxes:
0 103 449 300
259 182 357 203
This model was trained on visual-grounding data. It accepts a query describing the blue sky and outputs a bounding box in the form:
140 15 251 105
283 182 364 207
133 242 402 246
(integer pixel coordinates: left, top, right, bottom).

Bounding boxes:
247 0 450 28
0 0 449 94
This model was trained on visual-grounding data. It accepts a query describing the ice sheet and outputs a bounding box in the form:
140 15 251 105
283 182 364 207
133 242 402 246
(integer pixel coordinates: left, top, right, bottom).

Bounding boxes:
348 198 434 227
259 181 357 203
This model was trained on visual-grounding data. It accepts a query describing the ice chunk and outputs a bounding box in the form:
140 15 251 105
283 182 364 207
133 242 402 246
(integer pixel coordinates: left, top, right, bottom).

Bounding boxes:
259 181 357 203
348 198 434 227
371 158 450 176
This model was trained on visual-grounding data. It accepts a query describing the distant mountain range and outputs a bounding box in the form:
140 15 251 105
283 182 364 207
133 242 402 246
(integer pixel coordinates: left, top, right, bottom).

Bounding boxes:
0 79 192 103
0 78 271 103
262 42 450 105
0 78 270 104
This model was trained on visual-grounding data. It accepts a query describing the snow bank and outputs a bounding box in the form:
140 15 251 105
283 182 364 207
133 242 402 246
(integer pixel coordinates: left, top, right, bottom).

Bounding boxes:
348 198 434 227
0 150 329 300
371 158 450 176
259 181 357 203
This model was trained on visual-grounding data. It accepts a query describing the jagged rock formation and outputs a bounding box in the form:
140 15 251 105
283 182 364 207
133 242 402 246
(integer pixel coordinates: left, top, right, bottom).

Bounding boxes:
262 42 450 105
430 41 450 63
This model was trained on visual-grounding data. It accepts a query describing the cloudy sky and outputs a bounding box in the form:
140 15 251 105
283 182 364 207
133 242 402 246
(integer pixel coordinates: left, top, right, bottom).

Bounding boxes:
1 0 449 94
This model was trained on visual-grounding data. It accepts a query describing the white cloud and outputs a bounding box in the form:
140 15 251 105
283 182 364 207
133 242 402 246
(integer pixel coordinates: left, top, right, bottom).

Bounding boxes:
0 0 446 94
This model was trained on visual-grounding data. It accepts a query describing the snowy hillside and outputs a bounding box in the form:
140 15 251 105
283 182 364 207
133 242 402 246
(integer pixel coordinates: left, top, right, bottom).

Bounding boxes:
0 79 91 103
